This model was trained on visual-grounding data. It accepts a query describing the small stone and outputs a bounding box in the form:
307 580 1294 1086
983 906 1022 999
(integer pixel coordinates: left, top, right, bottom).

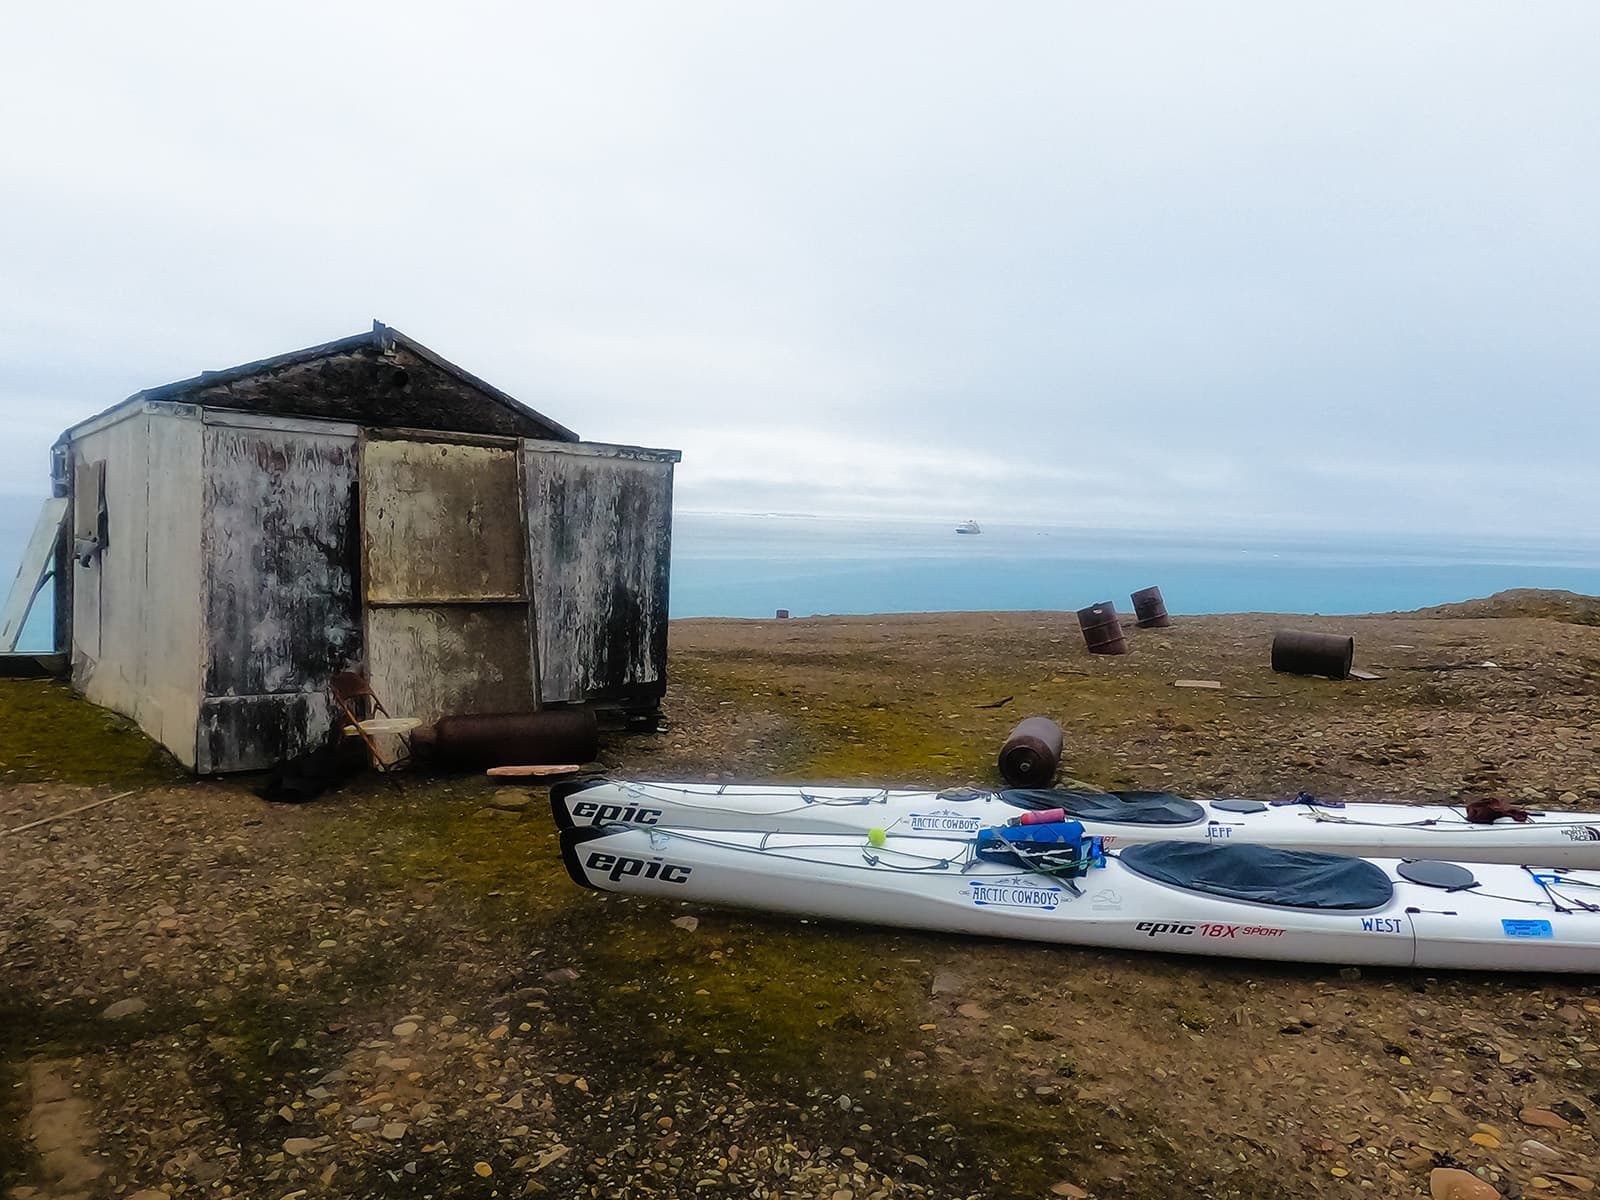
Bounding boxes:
956 1003 990 1020
473 1161 493 1178
102 998 147 1020
1553 1176 1595 1193
1050 1184 1089 1198
830 1190 853 1200
1552 1100 1587 1124
543 967 580 984
488 789 530 812
1430 1167 1502 1200
1470 1132 1502 1149
283 1137 328 1156
1429 1088 1454 1103
1522 1140 1564 1162
392 1022 419 1038
671 916 699 933
1522 1108 1570 1130
124 1191 171 1199
381 1123 407 1141
351 1117 379 1132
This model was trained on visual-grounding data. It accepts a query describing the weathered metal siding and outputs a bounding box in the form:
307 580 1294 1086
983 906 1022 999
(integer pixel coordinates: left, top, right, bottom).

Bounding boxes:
67 407 205 766
197 418 361 772
361 439 525 602
360 435 535 725
364 606 534 723
524 445 674 706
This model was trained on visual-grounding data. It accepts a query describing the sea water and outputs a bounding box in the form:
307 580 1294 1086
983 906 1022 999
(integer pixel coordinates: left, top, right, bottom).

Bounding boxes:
7 498 1600 648
667 513 1600 620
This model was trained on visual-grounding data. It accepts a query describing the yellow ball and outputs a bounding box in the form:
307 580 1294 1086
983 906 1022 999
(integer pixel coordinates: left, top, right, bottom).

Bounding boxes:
867 828 887 847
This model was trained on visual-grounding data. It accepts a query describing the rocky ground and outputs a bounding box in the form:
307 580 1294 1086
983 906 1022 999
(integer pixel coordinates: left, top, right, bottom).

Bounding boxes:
4 591 1600 1200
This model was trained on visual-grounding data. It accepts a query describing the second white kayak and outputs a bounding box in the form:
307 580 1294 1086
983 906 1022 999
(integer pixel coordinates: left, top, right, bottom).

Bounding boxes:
551 778 1600 868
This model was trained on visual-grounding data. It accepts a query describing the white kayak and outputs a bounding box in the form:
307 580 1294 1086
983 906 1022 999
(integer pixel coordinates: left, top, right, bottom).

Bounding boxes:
560 822 1600 973
550 778 1600 868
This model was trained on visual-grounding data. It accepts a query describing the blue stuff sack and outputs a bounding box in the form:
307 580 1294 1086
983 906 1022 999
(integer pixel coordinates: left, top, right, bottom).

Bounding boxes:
975 821 1104 878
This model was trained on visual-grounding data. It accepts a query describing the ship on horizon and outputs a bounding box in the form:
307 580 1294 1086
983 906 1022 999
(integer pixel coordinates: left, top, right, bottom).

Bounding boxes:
955 519 982 535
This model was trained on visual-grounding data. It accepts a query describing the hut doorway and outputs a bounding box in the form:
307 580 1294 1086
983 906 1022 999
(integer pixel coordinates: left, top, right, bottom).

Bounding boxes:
358 432 538 724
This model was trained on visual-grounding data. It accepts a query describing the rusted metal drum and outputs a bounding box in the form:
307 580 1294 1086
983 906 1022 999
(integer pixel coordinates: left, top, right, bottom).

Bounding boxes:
412 708 599 769
1130 586 1172 629
998 716 1064 788
1076 601 1128 655
1271 631 1354 680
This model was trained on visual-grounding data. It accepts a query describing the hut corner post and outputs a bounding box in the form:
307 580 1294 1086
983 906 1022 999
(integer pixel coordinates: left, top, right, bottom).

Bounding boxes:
50 439 73 657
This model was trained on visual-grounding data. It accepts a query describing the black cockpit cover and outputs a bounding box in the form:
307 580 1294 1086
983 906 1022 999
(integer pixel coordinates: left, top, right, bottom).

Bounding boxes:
1119 842 1394 910
1003 789 1206 826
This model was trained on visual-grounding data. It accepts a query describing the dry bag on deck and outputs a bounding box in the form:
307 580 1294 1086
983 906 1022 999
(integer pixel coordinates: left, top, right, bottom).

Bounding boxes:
975 821 1105 880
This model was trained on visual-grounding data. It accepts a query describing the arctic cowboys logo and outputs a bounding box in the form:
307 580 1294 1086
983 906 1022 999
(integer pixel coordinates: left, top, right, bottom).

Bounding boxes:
963 874 1067 910
583 851 691 884
907 808 984 834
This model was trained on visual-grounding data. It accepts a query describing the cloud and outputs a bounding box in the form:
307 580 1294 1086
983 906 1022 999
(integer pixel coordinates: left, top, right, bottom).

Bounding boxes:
1 1 1597 544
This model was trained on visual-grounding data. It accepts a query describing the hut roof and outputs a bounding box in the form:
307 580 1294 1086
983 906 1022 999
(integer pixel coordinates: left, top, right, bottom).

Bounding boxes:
59 321 580 443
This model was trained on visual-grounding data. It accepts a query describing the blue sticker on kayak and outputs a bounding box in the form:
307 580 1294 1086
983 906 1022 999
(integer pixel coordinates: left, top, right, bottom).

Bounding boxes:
1501 919 1553 939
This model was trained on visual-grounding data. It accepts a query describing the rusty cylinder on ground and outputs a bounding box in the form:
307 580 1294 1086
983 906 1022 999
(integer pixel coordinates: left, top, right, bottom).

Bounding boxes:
1130 586 1172 629
1270 631 1354 680
412 708 599 769
1076 601 1128 655
998 716 1064 788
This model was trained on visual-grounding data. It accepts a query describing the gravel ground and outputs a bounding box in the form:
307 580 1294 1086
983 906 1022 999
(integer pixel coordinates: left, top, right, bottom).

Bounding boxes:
4 593 1600 1200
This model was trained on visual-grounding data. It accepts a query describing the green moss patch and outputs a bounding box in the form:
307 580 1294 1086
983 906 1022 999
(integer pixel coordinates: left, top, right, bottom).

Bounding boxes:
0 679 181 786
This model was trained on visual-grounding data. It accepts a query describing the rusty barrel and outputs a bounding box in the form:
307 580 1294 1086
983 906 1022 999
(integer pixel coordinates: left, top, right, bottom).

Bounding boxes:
998 716 1064 788
1271 631 1354 680
412 708 599 769
1076 601 1128 655
1130 585 1171 629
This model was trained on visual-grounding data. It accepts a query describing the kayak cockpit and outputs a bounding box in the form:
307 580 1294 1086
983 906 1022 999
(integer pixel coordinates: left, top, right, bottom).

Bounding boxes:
1119 842 1395 910
1003 789 1207 826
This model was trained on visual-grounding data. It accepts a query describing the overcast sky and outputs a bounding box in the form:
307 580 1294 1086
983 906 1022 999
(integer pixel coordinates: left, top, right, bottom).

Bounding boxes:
2 2 1597 537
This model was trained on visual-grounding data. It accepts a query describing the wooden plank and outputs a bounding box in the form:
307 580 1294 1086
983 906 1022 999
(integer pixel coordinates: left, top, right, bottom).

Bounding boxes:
0 497 67 651
524 447 673 704
360 439 526 604
485 764 582 777
365 605 534 725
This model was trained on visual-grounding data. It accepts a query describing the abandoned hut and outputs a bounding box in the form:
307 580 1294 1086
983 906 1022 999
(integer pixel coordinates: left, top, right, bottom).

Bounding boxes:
33 321 679 773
